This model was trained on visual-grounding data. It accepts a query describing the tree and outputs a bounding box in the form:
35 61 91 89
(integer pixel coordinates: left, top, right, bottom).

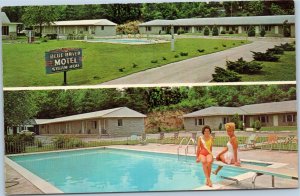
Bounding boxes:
212 25 219 36
4 91 39 135
204 26 210 36
247 26 256 37
22 6 59 37
283 20 291 37
260 28 266 37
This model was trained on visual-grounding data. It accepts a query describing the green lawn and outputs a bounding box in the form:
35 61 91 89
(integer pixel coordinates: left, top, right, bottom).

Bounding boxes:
240 51 296 81
3 38 247 87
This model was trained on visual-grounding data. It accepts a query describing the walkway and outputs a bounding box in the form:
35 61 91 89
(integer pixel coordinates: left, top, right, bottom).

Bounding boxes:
101 38 292 85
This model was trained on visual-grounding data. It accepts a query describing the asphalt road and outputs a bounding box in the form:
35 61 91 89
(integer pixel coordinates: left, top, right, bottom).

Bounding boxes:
101 38 291 85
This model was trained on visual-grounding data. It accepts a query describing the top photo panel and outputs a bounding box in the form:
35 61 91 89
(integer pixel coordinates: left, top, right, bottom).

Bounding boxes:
1 0 296 87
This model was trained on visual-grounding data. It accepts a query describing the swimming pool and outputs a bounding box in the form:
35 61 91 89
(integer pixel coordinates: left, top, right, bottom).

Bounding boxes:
87 38 154 44
8 148 247 193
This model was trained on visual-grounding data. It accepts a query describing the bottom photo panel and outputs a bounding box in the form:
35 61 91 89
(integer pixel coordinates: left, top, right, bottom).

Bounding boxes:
4 84 298 194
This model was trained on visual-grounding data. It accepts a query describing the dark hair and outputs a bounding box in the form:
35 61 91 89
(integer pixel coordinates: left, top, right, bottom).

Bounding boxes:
202 125 212 134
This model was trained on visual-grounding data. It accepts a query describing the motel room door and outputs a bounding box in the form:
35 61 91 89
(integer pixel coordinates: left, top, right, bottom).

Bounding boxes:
99 119 107 135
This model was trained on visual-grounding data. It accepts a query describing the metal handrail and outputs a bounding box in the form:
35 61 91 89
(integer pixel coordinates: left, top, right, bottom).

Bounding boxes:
185 138 197 156
177 137 188 160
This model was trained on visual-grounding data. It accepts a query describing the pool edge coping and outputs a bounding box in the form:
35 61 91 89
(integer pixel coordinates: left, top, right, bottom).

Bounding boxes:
5 156 64 194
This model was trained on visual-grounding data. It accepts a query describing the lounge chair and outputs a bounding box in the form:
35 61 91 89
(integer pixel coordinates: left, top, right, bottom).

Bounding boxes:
280 135 297 151
261 134 279 150
239 134 257 150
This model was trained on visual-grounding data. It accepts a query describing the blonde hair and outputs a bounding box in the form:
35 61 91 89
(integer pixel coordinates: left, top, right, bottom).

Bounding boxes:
225 122 235 132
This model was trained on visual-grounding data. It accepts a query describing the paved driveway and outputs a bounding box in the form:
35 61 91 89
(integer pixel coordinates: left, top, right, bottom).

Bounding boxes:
101 38 293 85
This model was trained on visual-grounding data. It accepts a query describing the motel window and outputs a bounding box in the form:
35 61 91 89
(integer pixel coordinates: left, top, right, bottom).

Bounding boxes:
93 121 97 129
284 114 296 122
226 26 230 31
85 26 88 31
259 116 269 123
118 119 123 126
146 27 152 31
162 27 166 31
101 26 104 30
223 117 230 124
195 118 205 126
2 26 9 36
264 25 272 31
196 27 202 32
243 26 249 31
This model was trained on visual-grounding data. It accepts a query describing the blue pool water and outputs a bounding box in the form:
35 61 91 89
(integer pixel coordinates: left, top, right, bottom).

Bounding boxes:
9 148 247 193
87 39 152 44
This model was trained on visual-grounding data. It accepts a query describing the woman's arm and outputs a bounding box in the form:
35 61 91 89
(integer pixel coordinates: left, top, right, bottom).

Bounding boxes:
231 137 240 166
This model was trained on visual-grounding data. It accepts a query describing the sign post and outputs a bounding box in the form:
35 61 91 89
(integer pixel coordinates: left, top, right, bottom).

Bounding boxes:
45 48 83 85
171 25 175 51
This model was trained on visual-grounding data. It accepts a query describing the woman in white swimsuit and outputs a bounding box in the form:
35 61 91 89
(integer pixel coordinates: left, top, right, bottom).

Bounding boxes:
213 122 240 175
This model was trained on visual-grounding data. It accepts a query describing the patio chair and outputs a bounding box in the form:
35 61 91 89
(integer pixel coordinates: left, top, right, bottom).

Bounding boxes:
280 135 296 151
171 132 180 145
239 134 257 150
262 134 279 150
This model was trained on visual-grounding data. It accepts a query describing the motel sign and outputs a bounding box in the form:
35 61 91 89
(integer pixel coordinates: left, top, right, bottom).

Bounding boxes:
45 48 82 74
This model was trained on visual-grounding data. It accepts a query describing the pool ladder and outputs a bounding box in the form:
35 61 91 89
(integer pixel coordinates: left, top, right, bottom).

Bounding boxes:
177 137 197 161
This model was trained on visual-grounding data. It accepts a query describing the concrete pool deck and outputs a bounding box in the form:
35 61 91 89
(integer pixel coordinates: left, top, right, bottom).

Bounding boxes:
5 144 298 195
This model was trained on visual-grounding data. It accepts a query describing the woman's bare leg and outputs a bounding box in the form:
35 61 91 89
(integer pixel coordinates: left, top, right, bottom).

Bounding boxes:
212 154 225 175
200 155 209 185
206 155 213 187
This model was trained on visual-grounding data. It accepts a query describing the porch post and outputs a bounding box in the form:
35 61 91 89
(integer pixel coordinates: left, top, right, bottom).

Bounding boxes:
98 119 101 135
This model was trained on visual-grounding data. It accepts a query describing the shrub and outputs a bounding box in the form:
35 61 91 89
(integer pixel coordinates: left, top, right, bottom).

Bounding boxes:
238 121 244 131
212 67 241 82
230 114 240 129
226 58 262 74
232 43 236 45
5 135 26 154
204 27 210 36
222 44 227 47
174 54 179 58
177 29 185 35
212 26 219 36
254 120 262 131
252 51 280 62
279 43 295 51
267 46 284 54
35 139 43 148
180 52 188 56
52 136 84 149
162 57 167 60
132 63 138 68
219 123 222 131
283 20 291 37
214 47 218 50
197 49 205 53
116 20 140 35
251 122 255 128
151 60 158 63
260 29 266 37
41 37 48 42
119 67 125 72
44 34 57 40
247 26 256 37
221 30 226 34
229 30 234 34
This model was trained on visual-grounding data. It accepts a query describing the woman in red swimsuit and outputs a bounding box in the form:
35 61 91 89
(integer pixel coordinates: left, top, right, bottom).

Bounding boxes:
196 125 214 187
